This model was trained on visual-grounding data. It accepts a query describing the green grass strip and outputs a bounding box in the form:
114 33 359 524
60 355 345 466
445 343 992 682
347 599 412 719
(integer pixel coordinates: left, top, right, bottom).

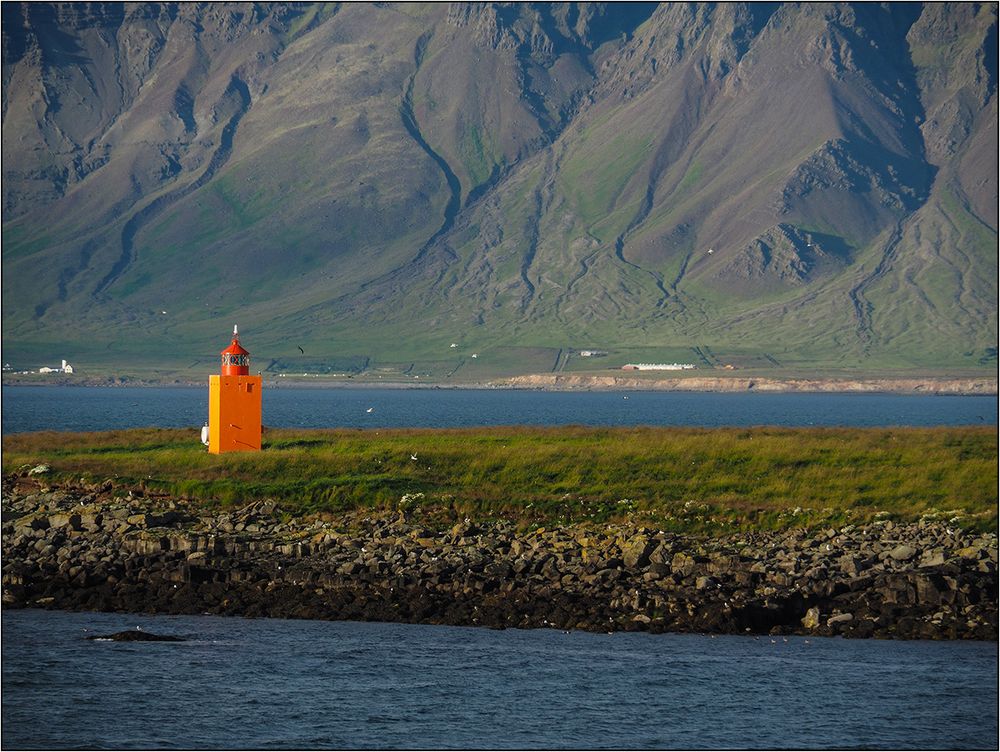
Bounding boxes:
4 426 996 533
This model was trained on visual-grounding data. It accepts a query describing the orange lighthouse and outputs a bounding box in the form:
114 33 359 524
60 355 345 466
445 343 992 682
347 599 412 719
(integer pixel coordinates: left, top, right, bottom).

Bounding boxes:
207 325 262 453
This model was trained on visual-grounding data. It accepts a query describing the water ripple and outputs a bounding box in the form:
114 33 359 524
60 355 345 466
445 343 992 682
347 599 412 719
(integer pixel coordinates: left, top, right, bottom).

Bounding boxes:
3 611 996 749
3 386 996 434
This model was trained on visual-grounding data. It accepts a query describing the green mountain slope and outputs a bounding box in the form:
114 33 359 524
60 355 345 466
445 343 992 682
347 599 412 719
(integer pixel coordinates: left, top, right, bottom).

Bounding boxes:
2 2 996 377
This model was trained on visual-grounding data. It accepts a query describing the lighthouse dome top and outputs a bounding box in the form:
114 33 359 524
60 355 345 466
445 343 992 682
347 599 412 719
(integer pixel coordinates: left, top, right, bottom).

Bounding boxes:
220 325 250 375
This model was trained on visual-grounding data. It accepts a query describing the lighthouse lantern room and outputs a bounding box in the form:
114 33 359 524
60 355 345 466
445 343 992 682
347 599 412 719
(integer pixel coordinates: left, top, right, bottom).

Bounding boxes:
208 325 262 453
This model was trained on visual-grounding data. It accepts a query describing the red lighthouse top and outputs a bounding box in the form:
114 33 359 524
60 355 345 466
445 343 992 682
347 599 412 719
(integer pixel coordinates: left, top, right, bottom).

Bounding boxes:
220 325 250 375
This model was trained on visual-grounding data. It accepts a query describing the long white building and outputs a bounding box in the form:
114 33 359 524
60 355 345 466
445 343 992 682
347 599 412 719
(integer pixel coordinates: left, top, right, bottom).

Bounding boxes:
621 363 696 371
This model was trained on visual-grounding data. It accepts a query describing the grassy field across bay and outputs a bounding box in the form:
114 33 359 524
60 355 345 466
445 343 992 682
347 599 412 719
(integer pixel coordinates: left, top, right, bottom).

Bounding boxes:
3 427 996 534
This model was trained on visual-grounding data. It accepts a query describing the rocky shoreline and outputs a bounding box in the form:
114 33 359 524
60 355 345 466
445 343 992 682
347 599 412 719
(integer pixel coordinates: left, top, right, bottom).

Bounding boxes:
492 374 998 395
3 475 996 640
4 373 996 395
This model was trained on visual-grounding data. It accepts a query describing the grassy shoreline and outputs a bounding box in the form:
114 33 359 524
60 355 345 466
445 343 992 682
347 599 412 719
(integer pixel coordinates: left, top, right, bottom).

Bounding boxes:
4 426 996 534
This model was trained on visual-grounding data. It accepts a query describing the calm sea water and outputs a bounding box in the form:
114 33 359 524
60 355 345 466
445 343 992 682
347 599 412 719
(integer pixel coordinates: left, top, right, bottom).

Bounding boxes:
2 385 996 433
2 609 996 750
3 388 997 750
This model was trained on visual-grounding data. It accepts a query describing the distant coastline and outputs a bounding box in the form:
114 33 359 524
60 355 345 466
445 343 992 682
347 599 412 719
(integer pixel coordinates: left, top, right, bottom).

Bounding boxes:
490 373 999 396
4 373 997 395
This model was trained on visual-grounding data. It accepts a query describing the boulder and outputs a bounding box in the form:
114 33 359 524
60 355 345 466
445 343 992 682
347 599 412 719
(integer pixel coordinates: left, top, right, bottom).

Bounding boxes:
889 545 917 561
647 562 671 578
79 512 104 531
47 513 82 531
671 552 696 577
827 612 854 626
918 550 946 568
123 536 169 556
708 554 739 575
15 516 49 533
956 546 983 560
648 544 671 566
801 606 821 629
622 535 655 569
839 555 865 576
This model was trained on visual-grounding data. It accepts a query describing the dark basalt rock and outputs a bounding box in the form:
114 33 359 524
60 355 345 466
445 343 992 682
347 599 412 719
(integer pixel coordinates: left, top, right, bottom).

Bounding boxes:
86 630 185 642
3 477 997 640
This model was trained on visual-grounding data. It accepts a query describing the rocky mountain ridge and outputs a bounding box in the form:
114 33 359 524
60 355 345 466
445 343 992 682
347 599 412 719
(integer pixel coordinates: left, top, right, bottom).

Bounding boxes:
2 2 996 374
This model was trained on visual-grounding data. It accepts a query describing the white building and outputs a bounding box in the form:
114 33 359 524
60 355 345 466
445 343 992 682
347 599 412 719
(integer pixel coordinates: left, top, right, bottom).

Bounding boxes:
621 363 696 371
38 359 74 374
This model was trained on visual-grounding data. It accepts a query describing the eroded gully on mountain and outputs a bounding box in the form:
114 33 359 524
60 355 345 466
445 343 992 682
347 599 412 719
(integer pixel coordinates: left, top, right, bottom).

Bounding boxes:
93 75 253 298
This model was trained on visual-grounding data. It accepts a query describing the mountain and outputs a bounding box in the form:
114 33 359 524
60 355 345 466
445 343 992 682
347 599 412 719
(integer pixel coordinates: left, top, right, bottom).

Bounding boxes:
2 2 996 378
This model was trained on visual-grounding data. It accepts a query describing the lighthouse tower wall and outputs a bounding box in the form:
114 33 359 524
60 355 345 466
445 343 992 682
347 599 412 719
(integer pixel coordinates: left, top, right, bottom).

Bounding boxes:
208 374 262 453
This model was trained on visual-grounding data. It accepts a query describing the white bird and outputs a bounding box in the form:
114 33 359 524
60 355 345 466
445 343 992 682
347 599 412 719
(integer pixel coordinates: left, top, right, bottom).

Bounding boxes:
366 407 374 413
410 454 418 461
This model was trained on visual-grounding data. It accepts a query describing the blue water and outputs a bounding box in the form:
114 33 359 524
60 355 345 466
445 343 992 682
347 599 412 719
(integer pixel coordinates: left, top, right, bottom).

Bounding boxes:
2 385 996 433
1 610 996 750
3 388 997 749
